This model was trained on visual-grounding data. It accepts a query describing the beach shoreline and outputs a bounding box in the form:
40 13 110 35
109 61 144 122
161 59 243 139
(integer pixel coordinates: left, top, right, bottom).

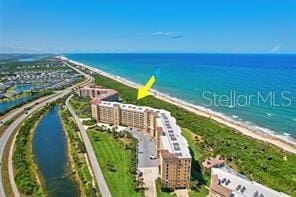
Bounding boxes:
61 56 296 154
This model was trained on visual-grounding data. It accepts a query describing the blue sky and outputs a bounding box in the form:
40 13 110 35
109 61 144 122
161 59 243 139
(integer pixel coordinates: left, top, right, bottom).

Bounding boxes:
0 0 295 53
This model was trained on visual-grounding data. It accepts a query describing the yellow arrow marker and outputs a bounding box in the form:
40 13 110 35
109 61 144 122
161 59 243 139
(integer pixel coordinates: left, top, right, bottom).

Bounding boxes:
137 75 156 100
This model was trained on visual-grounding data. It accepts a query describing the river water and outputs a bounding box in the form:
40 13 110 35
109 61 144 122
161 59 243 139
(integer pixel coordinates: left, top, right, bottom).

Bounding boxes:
32 106 79 196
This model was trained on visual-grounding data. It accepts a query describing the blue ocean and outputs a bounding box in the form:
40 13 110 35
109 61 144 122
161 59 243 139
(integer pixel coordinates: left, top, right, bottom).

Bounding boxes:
66 53 296 141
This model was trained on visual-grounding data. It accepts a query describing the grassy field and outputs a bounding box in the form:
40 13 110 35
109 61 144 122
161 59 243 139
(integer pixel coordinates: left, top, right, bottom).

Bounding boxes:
188 187 209 197
93 73 296 196
88 129 142 197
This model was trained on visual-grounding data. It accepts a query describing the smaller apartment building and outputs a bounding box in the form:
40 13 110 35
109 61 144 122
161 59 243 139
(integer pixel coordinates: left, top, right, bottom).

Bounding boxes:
158 150 191 188
210 167 289 197
91 100 192 189
76 85 118 101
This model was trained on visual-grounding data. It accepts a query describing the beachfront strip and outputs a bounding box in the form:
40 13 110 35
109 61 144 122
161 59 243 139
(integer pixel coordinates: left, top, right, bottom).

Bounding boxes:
77 85 290 196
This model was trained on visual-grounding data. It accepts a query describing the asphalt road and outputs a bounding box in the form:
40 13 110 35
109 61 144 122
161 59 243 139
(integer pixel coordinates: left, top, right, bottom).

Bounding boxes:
0 62 91 197
0 93 56 125
66 95 111 197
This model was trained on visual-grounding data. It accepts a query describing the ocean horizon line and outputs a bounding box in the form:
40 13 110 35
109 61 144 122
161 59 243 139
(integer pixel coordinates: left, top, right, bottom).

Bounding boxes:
1 51 296 55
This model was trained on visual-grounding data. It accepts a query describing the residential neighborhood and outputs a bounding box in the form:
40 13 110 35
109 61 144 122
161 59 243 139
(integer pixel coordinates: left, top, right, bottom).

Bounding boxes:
0 59 83 98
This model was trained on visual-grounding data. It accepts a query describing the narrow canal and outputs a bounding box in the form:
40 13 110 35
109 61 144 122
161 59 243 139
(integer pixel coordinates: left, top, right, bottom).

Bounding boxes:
32 106 79 196
0 95 31 113
0 92 41 114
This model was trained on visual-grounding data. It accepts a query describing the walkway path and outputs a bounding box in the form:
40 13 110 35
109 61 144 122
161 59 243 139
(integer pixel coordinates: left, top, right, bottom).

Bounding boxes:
66 95 111 197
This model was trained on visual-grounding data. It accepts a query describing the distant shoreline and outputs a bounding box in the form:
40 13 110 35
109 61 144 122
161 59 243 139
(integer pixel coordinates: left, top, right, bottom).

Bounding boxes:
61 56 296 154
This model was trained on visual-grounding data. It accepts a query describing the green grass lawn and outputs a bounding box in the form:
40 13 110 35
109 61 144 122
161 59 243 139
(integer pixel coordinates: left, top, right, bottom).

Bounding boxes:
182 128 210 184
182 128 203 161
88 130 142 197
155 179 176 197
188 187 208 197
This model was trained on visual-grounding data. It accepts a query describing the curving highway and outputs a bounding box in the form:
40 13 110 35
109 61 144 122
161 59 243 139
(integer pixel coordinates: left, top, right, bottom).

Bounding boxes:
0 61 92 197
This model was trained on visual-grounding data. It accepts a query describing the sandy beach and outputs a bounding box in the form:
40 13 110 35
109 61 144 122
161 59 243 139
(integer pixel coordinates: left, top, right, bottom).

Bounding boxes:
63 57 296 154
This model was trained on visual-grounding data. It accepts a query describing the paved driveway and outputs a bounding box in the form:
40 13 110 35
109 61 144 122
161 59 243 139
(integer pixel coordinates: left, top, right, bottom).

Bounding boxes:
130 130 157 168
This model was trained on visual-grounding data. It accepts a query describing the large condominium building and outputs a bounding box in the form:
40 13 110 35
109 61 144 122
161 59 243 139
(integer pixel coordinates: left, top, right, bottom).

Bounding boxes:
76 85 118 100
91 100 192 189
210 167 289 197
156 110 192 189
91 101 157 134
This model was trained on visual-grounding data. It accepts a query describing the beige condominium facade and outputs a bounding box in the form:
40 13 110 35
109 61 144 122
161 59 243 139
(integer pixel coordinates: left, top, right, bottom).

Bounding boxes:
76 85 119 100
91 98 192 189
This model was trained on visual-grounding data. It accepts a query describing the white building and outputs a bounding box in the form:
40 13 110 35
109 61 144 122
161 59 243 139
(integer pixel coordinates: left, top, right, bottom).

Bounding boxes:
210 167 289 197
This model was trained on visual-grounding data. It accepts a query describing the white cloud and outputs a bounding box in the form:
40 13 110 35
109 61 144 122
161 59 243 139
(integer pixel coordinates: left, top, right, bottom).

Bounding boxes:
151 31 183 39
270 45 280 52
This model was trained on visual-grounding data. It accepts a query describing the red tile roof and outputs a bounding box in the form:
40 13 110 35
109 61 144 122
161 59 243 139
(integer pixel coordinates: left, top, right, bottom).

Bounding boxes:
202 155 225 169
210 175 232 196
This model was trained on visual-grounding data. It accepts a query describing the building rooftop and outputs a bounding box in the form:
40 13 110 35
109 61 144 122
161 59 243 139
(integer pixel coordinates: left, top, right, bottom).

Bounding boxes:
202 155 225 169
211 167 289 197
81 86 118 103
98 101 152 113
157 110 191 159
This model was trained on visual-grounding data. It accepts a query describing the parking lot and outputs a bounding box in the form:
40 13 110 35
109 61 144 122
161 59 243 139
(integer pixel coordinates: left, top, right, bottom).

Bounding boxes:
130 129 157 168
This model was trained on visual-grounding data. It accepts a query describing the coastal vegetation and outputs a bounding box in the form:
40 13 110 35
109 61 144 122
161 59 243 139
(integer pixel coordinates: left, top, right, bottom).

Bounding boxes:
0 59 72 73
82 118 97 126
69 95 92 118
181 128 210 196
12 102 57 196
93 74 296 196
88 127 144 197
59 108 99 196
